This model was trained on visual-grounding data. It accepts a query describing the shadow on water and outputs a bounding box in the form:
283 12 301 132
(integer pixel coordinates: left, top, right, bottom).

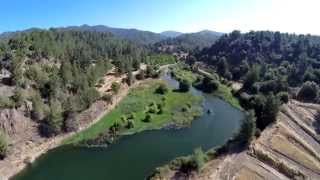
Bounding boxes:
12 72 245 180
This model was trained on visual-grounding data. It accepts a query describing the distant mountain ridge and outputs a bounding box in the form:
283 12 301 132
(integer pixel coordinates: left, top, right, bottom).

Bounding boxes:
0 32 13 40
160 31 183 38
0 28 43 40
0 25 224 48
155 30 223 52
196 30 223 36
56 25 166 45
60 26 224 50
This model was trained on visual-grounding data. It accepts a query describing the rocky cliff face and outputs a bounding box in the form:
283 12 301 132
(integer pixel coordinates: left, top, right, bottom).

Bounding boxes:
0 108 30 137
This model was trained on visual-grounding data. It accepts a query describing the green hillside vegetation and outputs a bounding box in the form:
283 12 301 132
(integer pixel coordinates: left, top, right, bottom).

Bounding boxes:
171 65 199 83
145 54 177 66
195 30 320 91
155 30 222 53
0 29 152 139
192 30 320 130
61 25 167 45
171 64 241 109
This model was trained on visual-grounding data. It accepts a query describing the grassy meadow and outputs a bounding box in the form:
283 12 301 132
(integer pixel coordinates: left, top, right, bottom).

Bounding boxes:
64 80 203 144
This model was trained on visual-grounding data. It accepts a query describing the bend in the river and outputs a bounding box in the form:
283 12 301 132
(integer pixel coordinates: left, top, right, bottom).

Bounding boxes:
12 72 245 180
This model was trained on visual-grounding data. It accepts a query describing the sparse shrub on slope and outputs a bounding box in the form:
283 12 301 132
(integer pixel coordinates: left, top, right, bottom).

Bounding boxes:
0 131 8 159
297 81 319 102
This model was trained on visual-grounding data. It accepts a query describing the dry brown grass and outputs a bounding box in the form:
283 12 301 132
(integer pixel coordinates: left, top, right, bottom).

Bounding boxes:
270 134 320 172
235 167 264 180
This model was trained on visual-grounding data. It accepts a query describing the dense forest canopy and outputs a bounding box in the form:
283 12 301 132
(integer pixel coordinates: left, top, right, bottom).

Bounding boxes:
191 30 320 130
0 29 149 137
195 30 320 86
160 31 183 38
1 27 320 153
0 29 145 67
155 30 222 53
59 25 167 45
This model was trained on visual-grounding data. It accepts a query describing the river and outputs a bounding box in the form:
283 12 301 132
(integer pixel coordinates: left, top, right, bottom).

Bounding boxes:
12 72 244 180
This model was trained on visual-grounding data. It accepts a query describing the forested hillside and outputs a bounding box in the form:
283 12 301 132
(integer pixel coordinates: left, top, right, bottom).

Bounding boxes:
196 30 320 85
60 25 166 45
0 29 146 139
193 30 320 129
160 31 183 38
0 32 14 40
155 30 222 53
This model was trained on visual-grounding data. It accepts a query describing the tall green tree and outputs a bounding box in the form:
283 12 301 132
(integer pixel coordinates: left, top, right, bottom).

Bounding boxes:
31 90 46 121
126 68 134 86
243 65 260 90
12 87 25 107
238 110 256 144
60 60 73 84
192 147 207 172
179 79 190 92
43 99 63 136
298 81 319 102
260 93 281 129
10 51 24 86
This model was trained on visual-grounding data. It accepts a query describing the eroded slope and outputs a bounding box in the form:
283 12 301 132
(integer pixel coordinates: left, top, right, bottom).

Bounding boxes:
162 100 320 180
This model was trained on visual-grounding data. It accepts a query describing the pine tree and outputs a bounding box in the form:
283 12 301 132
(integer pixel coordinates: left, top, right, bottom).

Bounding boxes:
238 110 256 144
31 91 46 121
43 99 63 136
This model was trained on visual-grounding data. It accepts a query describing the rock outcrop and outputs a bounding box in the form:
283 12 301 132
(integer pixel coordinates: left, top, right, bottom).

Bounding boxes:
0 108 30 137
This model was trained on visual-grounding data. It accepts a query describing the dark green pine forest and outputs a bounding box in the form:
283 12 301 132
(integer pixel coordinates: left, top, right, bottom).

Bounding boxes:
0 29 147 137
154 30 222 53
192 30 320 129
1 26 320 155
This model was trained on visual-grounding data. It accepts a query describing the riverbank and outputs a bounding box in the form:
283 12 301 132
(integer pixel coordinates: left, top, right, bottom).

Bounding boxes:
6 65 242 180
0 77 137 180
0 63 179 179
150 100 320 180
200 100 320 180
171 64 241 109
146 66 245 179
64 79 203 144
11 76 244 180
155 65 320 179
0 63 161 180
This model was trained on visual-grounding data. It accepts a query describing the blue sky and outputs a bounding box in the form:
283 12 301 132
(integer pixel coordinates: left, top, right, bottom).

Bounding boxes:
1 0 319 34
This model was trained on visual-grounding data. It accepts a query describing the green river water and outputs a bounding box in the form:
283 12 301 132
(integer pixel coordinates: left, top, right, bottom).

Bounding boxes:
12 73 244 180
